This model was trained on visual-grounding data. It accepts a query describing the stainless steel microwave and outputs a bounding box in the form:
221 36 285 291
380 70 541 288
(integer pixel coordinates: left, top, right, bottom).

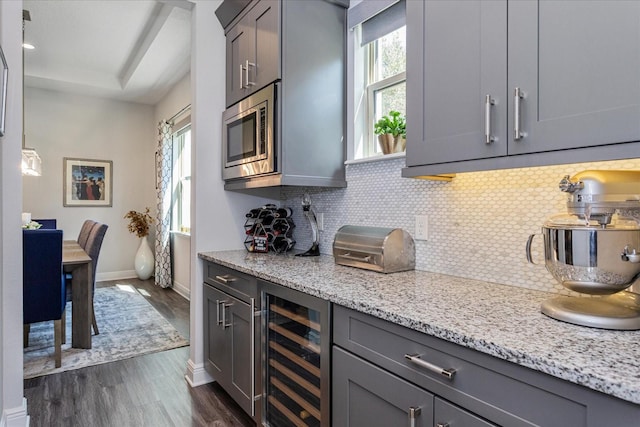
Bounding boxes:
222 84 275 181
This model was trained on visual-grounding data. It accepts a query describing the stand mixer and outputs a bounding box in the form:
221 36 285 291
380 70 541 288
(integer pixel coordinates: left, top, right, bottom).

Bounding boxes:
527 170 640 330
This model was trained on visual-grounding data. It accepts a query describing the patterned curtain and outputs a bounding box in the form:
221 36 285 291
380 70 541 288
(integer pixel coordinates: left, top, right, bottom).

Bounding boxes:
155 121 173 288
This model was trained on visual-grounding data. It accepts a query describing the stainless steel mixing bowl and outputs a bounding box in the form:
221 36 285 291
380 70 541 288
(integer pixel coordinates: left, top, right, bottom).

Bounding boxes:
527 216 640 295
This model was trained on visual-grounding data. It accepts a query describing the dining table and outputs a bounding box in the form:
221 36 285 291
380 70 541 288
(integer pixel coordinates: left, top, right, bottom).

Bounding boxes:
62 240 93 349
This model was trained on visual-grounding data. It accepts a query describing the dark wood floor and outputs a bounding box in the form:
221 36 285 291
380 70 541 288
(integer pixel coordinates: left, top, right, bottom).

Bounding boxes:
24 278 255 427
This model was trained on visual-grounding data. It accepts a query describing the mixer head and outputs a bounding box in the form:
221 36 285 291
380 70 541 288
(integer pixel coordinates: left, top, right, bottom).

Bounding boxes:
559 170 640 226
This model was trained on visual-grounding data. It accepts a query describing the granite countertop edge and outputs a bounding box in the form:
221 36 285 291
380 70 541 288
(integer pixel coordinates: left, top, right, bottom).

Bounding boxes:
198 250 640 405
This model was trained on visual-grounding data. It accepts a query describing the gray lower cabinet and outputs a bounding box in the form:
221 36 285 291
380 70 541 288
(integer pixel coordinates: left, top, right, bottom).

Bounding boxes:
332 305 640 427
404 0 640 176
333 346 435 427
203 262 260 422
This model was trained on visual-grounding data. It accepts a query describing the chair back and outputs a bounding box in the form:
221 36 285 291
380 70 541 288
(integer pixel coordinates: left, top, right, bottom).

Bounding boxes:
23 229 66 324
77 219 97 249
32 219 57 229
84 222 108 290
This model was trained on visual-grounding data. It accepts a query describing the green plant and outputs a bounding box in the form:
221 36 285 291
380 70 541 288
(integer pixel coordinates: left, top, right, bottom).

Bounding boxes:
374 110 406 138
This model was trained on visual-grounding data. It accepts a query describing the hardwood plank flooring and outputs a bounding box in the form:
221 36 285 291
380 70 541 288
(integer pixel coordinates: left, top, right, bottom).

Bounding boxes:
24 278 255 427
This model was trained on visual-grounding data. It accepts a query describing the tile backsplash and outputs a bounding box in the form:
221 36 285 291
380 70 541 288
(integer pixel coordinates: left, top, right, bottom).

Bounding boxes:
279 156 640 295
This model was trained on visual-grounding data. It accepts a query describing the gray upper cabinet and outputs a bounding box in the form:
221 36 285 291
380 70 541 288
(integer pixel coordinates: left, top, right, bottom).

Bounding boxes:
225 0 280 107
404 0 640 176
508 1 640 155
406 1 507 165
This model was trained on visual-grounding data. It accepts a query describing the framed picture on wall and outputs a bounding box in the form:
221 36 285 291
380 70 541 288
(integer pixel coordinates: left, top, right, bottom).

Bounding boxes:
63 158 113 207
0 44 8 137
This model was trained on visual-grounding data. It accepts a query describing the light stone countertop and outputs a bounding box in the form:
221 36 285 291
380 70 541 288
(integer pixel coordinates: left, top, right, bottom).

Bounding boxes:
198 250 640 405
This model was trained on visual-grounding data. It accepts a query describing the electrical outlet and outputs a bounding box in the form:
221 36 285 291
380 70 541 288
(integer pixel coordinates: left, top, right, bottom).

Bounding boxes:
415 215 428 240
316 212 324 231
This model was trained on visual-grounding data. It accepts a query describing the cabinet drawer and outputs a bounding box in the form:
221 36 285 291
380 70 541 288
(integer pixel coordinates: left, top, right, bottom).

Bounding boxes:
435 398 496 427
333 306 584 427
333 346 433 427
203 261 257 302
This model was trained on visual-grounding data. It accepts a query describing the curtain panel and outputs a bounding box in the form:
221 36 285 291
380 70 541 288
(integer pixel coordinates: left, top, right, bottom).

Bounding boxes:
155 121 173 288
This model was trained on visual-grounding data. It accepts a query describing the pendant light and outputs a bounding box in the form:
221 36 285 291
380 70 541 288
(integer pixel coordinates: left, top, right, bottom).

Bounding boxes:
21 9 41 177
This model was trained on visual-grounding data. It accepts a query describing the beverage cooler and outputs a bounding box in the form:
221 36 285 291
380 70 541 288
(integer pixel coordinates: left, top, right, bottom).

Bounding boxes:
261 281 331 427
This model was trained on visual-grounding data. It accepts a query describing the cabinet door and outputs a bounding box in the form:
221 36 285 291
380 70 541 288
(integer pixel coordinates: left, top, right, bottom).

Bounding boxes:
247 0 279 93
333 346 434 427
406 0 507 166
226 292 256 417
435 398 497 427
225 0 280 107
226 17 253 107
203 284 230 383
203 284 256 417
508 1 640 154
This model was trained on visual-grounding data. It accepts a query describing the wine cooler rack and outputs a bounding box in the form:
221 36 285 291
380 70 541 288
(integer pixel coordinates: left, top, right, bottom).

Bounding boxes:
263 283 329 427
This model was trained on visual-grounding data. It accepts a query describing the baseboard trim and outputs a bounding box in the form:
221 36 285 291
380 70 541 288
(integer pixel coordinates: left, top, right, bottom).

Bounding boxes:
97 270 137 282
1 398 29 427
185 358 214 387
172 279 190 300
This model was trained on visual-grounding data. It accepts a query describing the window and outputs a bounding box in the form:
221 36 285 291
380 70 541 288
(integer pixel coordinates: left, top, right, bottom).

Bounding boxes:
351 0 407 159
171 123 191 234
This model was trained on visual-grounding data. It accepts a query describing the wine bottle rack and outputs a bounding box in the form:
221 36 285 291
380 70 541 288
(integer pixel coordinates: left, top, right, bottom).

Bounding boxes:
244 204 296 253
265 295 323 427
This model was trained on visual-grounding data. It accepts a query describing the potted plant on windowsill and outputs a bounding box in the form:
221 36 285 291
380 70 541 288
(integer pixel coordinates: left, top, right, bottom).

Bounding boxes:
374 110 406 154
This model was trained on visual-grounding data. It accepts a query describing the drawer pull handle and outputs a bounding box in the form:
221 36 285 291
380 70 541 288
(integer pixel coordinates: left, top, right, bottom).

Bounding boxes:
405 353 456 380
408 406 421 427
215 274 237 284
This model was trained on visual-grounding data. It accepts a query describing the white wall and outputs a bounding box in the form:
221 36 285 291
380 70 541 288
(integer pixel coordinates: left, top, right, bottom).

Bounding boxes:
22 87 156 280
186 0 276 387
1 1 29 425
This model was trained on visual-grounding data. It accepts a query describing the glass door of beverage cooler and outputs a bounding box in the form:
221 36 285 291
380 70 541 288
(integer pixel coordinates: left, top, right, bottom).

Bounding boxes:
261 282 330 427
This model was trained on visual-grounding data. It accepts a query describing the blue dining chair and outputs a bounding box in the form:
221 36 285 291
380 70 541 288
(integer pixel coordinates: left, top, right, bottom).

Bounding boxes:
23 229 66 368
32 218 57 229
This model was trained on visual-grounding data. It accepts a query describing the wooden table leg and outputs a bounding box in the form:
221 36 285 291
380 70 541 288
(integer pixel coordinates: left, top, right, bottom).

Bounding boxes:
71 262 93 349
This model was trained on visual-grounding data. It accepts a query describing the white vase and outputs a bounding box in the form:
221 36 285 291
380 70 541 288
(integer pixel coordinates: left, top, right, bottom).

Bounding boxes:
134 236 154 280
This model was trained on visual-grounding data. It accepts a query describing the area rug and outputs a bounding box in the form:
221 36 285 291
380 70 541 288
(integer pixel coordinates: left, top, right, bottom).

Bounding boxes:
24 285 189 379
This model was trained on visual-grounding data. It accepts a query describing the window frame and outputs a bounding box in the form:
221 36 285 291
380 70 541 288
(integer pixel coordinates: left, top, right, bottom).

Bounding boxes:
362 29 407 159
171 122 191 235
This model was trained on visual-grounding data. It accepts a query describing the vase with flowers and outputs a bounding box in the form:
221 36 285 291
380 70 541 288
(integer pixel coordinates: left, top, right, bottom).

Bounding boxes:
124 207 154 280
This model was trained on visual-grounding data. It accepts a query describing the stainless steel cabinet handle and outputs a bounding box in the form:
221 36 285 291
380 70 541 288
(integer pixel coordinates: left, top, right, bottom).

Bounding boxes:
216 300 224 326
250 297 256 416
485 94 495 144
408 407 421 427
239 63 244 89
215 274 237 284
405 353 456 380
221 302 232 329
244 60 256 87
513 87 525 141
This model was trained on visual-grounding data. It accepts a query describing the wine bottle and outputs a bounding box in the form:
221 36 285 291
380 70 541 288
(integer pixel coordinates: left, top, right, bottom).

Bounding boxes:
274 207 292 218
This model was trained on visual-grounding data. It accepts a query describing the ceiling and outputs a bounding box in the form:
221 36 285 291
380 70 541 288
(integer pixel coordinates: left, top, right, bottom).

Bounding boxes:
22 0 193 105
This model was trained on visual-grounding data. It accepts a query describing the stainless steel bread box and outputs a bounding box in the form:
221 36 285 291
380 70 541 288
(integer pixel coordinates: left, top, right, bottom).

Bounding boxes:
333 225 415 273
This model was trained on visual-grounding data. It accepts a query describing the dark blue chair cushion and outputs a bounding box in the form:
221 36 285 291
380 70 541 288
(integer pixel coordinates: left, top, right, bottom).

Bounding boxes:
32 219 57 229
23 229 66 325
